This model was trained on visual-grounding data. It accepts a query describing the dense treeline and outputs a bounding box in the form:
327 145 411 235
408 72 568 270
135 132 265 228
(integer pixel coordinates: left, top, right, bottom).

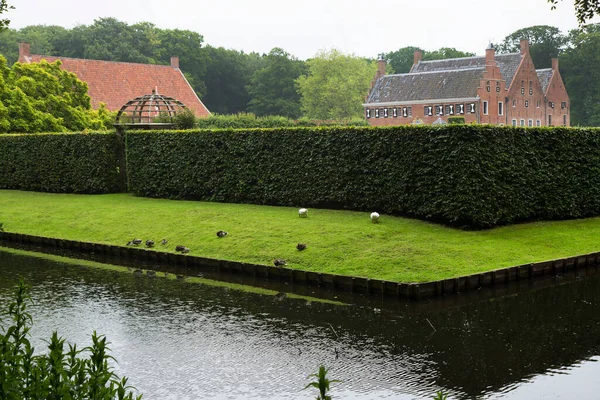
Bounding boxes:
0 19 598 125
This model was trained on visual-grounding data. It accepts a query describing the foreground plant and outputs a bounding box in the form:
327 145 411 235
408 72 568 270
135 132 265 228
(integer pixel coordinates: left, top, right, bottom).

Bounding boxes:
304 364 340 400
433 390 449 399
0 280 142 399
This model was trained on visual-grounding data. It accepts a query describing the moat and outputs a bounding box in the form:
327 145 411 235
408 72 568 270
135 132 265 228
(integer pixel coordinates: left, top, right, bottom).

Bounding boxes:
1 249 599 399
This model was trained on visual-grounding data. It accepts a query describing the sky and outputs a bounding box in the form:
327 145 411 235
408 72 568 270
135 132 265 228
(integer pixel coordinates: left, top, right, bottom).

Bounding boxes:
8 0 600 60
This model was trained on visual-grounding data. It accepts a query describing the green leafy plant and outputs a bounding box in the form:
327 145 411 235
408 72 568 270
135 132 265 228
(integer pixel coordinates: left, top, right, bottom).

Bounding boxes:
304 365 340 400
447 116 465 124
0 280 142 399
174 108 198 129
433 390 449 400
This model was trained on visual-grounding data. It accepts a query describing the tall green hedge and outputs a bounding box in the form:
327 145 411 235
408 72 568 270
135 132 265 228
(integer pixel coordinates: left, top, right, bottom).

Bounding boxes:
125 125 600 229
0 132 120 193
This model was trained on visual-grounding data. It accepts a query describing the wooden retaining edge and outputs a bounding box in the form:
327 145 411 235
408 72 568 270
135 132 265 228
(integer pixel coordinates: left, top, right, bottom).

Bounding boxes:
1 231 599 301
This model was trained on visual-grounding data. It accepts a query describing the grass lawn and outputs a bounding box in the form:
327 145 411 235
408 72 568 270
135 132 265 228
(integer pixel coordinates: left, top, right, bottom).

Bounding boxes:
1 190 600 283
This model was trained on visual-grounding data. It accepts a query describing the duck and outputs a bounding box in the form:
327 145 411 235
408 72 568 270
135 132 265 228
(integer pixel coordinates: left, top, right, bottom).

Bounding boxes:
127 238 143 246
274 259 287 267
145 240 155 248
296 243 307 251
181 247 190 254
175 245 187 252
216 230 228 238
161 239 168 245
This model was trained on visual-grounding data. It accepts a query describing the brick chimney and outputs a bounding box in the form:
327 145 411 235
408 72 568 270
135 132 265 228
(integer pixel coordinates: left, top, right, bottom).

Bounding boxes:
485 43 495 65
376 53 386 79
414 50 422 65
170 56 179 69
520 39 530 55
551 57 559 71
18 42 31 62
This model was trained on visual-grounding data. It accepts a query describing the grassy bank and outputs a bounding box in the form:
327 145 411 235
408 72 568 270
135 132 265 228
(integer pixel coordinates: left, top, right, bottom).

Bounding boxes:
1 190 600 283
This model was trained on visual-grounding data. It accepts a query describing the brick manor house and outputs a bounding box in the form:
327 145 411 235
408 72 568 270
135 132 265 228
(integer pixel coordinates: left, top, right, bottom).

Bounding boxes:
364 40 569 127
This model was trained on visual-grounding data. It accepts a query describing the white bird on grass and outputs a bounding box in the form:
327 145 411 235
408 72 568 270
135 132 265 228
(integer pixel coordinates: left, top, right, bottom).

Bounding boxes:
298 208 308 218
370 212 380 224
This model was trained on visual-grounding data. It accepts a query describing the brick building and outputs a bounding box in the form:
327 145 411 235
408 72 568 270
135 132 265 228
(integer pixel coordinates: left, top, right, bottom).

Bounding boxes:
17 42 211 118
364 40 569 127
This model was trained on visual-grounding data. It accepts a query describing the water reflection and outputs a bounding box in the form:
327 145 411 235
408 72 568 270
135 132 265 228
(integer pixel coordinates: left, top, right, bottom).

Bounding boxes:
1 249 599 399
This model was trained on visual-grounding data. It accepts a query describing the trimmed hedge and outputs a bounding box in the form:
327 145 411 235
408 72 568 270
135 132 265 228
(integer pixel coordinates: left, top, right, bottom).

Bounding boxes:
126 125 600 229
0 132 120 194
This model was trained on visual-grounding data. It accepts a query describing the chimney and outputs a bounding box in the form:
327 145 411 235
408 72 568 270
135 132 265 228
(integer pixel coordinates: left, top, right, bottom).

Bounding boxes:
377 53 386 79
551 57 559 71
170 56 179 69
485 43 495 64
520 39 530 55
414 50 422 65
18 42 31 62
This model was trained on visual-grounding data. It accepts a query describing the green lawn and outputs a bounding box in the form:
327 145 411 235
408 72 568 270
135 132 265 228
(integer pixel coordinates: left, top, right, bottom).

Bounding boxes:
1 190 599 283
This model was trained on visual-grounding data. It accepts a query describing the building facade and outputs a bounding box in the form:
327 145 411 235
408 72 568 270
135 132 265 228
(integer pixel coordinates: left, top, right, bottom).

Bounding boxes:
18 42 211 118
364 40 569 127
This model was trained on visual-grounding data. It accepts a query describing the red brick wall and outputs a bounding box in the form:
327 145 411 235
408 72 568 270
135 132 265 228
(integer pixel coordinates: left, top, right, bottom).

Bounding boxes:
366 102 479 126
505 53 546 127
545 67 570 126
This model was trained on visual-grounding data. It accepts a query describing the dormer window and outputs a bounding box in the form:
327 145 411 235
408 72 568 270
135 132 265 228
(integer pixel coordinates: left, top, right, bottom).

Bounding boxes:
384 108 388 118
445 105 454 115
456 104 464 114
435 105 443 115
393 108 398 117
366 109 371 119
468 103 476 113
424 106 433 116
375 109 380 118
402 107 408 117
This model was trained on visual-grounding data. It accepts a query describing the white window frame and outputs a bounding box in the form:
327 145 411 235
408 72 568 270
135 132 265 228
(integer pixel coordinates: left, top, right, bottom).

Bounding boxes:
512 119 517 126
384 108 389 118
528 119 533 127
436 105 443 116
456 104 464 114
498 101 504 116
366 109 371 119
520 119 525 126
402 107 408 117
375 109 380 118
393 108 398 118
536 120 541 126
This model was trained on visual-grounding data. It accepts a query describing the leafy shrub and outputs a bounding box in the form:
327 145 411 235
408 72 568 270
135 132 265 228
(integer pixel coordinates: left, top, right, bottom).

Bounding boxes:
447 116 465 124
0 281 142 399
196 113 367 129
174 108 197 129
126 125 600 229
0 132 120 193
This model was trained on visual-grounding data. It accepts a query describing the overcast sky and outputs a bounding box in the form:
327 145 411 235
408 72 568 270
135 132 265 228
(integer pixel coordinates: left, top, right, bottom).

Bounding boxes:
8 0 599 60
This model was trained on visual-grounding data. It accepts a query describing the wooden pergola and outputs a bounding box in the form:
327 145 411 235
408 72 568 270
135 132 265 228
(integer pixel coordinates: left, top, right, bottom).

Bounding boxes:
114 89 188 130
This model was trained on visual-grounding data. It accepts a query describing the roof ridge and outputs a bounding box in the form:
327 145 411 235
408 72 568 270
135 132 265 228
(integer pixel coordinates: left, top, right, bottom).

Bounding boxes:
30 54 174 69
418 52 521 64
386 67 485 77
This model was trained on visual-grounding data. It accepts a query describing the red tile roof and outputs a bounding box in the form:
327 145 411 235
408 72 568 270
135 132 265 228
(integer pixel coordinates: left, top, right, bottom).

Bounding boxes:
19 52 210 118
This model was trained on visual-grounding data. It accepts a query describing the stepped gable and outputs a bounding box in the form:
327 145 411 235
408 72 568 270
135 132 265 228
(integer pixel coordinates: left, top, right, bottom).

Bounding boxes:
18 43 210 117
536 68 554 94
411 53 523 89
367 68 484 104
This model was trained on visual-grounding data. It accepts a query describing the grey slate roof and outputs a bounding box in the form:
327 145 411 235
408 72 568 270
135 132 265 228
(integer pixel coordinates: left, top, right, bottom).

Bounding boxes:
536 68 553 94
411 53 523 89
366 68 483 104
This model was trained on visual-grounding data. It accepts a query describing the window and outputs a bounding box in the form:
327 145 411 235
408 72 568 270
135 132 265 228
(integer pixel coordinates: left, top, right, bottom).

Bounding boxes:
486 81 490 92
537 101 540 108
468 103 476 114
563 115 567 125
529 81 533 95
528 119 533 127
456 104 464 114
561 102 567 109
549 115 552 125
407 107 412 117
525 100 529 108
383 108 388 118
512 99 516 107
521 80 525 95
536 120 541 126
496 82 501 92
435 105 444 115
366 109 371 119
375 109 380 118
483 101 488 115
445 105 454 115
402 107 408 117
529 88 533 95
512 119 517 126
424 106 433 116
549 102 555 108
520 119 525 126
393 108 398 118
498 101 504 116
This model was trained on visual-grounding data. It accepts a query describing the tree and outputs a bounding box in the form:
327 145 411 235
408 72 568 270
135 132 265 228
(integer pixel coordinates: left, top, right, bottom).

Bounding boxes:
547 0 600 24
559 24 600 126
385 46 474 74
497 25 566 68
0 0 12 32
296 49 376 120
246 48 305 118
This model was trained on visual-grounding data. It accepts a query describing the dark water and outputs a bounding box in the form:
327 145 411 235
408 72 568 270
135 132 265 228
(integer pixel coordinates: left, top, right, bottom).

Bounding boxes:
1 249 600 400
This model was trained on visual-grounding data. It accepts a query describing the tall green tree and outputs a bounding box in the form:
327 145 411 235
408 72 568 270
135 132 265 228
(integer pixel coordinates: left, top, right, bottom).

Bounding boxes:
423 47 475 61
246 48 305 118
296 49 376 120
0 0 12 31
497 25 566 68
560 23 600 126
547 0 600 24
